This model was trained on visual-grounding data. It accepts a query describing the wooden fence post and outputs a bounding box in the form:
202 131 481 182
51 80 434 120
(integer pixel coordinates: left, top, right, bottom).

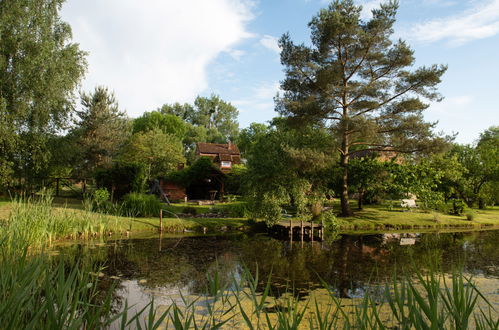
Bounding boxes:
159 209 163 232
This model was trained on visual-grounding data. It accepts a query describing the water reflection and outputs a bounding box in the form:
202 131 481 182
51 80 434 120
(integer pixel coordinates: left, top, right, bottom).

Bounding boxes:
57 230 499 305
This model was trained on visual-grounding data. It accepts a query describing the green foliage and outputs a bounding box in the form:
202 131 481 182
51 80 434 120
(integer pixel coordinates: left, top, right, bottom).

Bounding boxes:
0 251 118 329
449 128 499 208
212 202 250 218
245 122 335 225
166 157 219 188
225 164 247 195
91 188 112 213
0 0 86 188
133 111 187 140
451 199 467 216
276 0 449 216
236 122 269 156
160 95 240 162
181 206 197 215
465 212 475 221
94 162 147 200
121 193 161 217
73 87 130 176
120 128 185 179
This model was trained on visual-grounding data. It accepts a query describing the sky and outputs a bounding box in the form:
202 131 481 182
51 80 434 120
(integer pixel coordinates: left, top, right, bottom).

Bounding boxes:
61 0 499 144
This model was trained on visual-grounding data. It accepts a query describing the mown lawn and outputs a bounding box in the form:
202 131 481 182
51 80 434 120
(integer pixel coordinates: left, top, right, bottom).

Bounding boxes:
1 198 498 236
334 203 499 231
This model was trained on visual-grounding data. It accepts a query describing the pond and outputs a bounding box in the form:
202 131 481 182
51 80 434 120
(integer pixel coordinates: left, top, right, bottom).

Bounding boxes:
57 229 499 316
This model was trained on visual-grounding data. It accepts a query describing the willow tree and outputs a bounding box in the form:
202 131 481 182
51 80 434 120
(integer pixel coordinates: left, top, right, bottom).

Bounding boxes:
276 0 447 216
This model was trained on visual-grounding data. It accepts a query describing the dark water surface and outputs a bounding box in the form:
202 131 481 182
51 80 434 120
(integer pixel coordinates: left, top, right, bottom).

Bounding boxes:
57 230 499 309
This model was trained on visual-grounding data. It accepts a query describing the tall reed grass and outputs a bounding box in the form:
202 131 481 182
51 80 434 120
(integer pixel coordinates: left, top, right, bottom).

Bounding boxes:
1 194 118 251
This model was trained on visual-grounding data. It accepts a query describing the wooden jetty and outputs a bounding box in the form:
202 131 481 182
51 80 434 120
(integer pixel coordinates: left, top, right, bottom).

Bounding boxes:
272 219 325 241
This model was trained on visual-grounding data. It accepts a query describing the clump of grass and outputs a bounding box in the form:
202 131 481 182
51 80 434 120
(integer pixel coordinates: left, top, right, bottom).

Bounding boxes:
121 192 162 217
466 212 475 221
432 211 441 222
1 194 114 250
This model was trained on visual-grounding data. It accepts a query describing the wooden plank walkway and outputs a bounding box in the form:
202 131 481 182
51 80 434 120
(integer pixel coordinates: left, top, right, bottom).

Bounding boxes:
272 219 325 241
277 220 322 228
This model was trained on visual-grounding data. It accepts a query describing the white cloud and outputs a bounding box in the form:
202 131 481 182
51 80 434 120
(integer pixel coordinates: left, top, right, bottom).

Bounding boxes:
358 0 383 20
259 35 281 53
227 49 246 61
410 0 499 45
61 0 255 117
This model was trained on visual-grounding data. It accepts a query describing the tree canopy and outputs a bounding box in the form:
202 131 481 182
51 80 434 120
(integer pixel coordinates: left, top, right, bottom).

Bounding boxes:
276 0 448 216
73 87 130 176
0 0 86 187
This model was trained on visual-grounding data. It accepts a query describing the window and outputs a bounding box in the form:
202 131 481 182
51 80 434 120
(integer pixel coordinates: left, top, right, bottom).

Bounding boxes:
221 161 232 168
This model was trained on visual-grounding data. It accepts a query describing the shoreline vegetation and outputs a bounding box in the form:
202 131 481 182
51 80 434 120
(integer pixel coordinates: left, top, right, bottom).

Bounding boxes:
0 197 498 243
1 197 498 328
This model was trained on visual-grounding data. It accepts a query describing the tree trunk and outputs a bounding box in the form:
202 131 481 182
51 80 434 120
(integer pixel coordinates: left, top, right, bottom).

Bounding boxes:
358 189 364 210
340 152 352 217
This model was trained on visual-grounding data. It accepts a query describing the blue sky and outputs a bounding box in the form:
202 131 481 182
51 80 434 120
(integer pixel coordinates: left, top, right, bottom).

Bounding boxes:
62 0 499 144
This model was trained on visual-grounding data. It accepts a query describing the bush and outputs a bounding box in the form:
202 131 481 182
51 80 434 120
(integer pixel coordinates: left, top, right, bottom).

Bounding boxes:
212 202 249 217
94 162 147 200
465 212 475 221
450 199 466 216
182 206 197 215
121 193 161 217
91 188 113 213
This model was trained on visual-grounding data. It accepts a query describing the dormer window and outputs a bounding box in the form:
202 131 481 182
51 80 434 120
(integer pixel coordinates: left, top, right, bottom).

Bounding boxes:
221 161 232 168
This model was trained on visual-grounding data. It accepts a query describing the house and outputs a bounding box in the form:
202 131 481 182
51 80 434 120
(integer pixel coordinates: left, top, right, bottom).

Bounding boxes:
350 148 401 163
195 142 241 172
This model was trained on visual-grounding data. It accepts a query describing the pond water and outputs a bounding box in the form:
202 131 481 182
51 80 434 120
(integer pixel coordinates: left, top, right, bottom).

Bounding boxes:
57 229 499 318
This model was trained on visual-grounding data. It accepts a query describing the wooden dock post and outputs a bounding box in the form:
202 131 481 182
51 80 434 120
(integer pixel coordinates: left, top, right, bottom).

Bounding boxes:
300 220 304 242
310 224 314 242
159 209 163 232
289 219 293 240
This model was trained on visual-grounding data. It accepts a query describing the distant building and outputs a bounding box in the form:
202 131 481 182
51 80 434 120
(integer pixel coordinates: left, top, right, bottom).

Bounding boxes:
195 142 241 172
350 148 402 163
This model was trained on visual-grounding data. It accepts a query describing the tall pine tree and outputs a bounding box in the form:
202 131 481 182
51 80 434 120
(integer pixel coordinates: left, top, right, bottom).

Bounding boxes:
277 0 447 216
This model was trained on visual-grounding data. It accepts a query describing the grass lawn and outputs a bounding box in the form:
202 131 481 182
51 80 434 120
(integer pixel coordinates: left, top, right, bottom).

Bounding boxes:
0 199 251 236
1 198 498 237
334 202 499 231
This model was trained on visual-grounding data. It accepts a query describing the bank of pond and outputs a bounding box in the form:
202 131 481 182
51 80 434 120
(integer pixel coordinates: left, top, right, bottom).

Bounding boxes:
1 197 499 328
1 226 499 328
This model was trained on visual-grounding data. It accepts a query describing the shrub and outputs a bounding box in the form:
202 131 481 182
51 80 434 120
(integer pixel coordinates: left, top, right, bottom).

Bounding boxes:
121 193 161 217
450 199 466 216
182 206 197 215
91 188 113 213
465 212 475 221
94 162 147 200
431 212 441 222
213 202 249 217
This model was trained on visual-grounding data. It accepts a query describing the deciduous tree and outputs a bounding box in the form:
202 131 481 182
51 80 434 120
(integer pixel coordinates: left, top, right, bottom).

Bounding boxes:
0 0 86 188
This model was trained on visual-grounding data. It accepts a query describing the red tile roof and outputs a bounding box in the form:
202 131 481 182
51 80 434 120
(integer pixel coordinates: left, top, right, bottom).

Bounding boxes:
196 142 240 155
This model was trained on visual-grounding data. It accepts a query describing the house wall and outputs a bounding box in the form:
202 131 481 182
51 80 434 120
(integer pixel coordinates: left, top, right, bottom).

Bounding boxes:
160 180 186 202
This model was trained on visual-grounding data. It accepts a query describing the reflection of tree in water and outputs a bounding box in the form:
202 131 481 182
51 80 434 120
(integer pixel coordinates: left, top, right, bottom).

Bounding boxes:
56 230 499 304
99 236 241 295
